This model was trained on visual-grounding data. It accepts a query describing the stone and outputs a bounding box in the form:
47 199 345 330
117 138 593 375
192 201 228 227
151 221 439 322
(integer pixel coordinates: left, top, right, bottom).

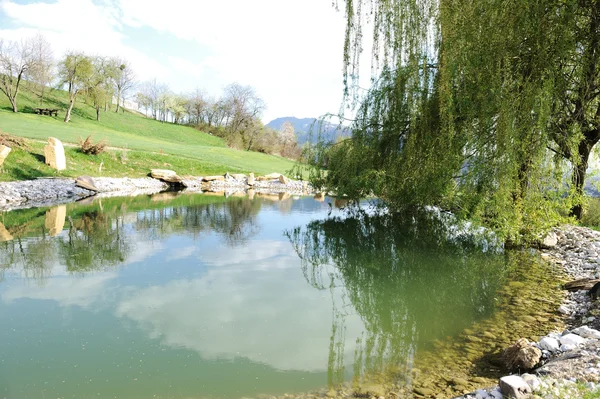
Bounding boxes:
488 390 503 399
279 174 289 184
560 343 577 351
475 389 489 399
75 176 99 192
502 338 542 371
247 173 255 186
559 333 586 346
572 326 600 339
541 232 558 248
314 192 325 202
43 137 66 171
231 173 246 181
150 169 182 183
498 375 532 399
558 305 571 315
355 384 386 398
413 387 434 396
203 175 225 182
44 205 66 237
538 337 560 352
521 374 541 392
0 145 12 166
0 222 13 242
256 173 282 181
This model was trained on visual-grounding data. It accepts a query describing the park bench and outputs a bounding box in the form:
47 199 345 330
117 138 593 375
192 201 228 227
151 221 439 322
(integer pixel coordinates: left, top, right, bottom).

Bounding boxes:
34 108 59 116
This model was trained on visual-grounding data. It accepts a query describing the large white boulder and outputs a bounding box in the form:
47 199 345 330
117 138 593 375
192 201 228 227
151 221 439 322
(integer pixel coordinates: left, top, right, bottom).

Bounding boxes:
559 333 587 347
572 326 600 339
539 337 560 352
0 145 11 167
43 137 66 171
499 375 532 399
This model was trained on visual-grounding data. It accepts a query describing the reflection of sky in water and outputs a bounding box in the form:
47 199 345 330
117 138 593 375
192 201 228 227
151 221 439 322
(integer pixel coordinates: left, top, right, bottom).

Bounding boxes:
0 194 503 399
0 196 364 399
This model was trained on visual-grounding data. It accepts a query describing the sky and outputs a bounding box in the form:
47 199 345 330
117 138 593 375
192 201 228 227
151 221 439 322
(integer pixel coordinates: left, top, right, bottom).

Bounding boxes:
0 0 351 123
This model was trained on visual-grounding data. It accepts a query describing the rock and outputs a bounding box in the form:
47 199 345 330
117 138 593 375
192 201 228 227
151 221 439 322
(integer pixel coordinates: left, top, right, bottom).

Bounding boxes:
590 282 600 300
564 278 600 291
502 338 542 371
355 384 386 398
538 337 560 352
44 205 66 237
488 390 503 399
256 173 282 181
558 305 571 315
559 333 586 346
203 175 225 182
231 173 246 181
521 374 541 392
560 343 577 351
314 193 325 202
475 389 489 399
247 173 255 186
541 232 558 248
75 176 99 192
0 222 13 242
498 375 532 399
279 174 289 184
150 169 182 183
43 137 66 171
413 387 434 397
572 326 600 339
0 145 12 166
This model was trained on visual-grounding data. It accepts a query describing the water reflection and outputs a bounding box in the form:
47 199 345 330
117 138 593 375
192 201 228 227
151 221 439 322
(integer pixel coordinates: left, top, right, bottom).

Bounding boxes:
0 194 519 399
288 210 507 388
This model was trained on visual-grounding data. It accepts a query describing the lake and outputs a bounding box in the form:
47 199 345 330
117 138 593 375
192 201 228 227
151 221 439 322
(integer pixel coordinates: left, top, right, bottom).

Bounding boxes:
0 192 564 399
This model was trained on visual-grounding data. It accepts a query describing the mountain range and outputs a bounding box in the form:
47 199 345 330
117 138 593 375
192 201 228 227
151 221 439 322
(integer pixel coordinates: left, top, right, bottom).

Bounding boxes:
266 117 350 145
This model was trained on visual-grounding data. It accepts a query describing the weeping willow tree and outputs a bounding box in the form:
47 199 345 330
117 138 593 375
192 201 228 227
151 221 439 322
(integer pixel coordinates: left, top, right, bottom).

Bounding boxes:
308 0 600 241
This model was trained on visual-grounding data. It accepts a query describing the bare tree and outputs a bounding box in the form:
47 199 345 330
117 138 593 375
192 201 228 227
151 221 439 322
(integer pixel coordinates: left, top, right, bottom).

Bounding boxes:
222 83 266 145
27 33 54 106
58 51 93 122
279 121 297 157
0 38 35 112
112 58 136 113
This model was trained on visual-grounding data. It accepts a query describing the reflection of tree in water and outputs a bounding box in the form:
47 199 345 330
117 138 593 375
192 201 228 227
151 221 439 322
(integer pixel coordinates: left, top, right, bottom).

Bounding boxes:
59 211 129 272
288 210 507 387
135 198 262 246
0 233 56 283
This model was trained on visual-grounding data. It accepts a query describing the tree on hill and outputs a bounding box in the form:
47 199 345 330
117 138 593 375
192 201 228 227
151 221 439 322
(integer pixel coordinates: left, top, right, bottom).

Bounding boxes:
112 59 136 113
0 37 35 113
27 33 54 106
58 51 93 123
87 56 118 121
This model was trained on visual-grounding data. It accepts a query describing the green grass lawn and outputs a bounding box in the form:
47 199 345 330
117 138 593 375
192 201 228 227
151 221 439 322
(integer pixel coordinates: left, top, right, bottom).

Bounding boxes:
0 85 298 180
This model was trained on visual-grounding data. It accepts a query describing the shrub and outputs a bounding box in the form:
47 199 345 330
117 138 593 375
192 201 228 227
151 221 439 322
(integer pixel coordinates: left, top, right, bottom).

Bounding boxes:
0 131 28 149
78 135 107 155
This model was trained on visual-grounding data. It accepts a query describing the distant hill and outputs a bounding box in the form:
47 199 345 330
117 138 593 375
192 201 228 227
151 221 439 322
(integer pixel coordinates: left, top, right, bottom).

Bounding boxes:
266 117 350 145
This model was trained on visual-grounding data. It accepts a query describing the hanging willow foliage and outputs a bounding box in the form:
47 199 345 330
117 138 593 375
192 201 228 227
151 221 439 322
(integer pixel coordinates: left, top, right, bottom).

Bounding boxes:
304 0 600 243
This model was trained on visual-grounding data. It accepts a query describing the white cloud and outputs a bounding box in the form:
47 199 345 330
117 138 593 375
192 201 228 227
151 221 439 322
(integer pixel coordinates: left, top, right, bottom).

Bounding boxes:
116 263 364 372
0 0 169 82
0 0 352 121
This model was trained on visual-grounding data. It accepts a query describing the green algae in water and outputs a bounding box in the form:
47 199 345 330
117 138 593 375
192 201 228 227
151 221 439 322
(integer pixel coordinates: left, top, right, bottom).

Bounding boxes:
0 195 563 399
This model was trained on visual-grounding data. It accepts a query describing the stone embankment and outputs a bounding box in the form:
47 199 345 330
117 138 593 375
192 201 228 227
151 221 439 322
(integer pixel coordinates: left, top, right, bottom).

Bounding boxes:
0 172 315 211
458 226 600 399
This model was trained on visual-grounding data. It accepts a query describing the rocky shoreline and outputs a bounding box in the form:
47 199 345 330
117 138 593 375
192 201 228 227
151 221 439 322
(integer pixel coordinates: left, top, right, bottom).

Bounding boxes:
457 226 600 399
0 173 315 211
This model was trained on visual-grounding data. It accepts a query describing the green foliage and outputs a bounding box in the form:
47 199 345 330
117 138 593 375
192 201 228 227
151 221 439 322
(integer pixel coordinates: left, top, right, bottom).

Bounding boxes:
311 0 600 242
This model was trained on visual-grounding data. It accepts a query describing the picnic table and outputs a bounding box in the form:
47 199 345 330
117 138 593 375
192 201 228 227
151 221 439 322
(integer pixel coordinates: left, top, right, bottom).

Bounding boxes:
34 108 59 116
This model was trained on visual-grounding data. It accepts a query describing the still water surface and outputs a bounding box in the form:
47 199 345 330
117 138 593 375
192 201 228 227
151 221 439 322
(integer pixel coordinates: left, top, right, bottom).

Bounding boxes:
0 193 509 398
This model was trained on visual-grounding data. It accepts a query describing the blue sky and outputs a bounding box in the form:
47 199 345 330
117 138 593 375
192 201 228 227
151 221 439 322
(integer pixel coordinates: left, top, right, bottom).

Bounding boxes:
0 0 351 122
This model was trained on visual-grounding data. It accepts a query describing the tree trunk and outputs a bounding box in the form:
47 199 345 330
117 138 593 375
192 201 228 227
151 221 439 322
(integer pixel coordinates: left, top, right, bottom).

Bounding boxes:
96 106 101 121
115 90 121 112
571 141 593 220
65 98 75 123
9 97 17 113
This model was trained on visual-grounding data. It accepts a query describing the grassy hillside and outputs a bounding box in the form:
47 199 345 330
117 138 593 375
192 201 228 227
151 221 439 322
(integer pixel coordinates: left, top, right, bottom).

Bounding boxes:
0 85 297 181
